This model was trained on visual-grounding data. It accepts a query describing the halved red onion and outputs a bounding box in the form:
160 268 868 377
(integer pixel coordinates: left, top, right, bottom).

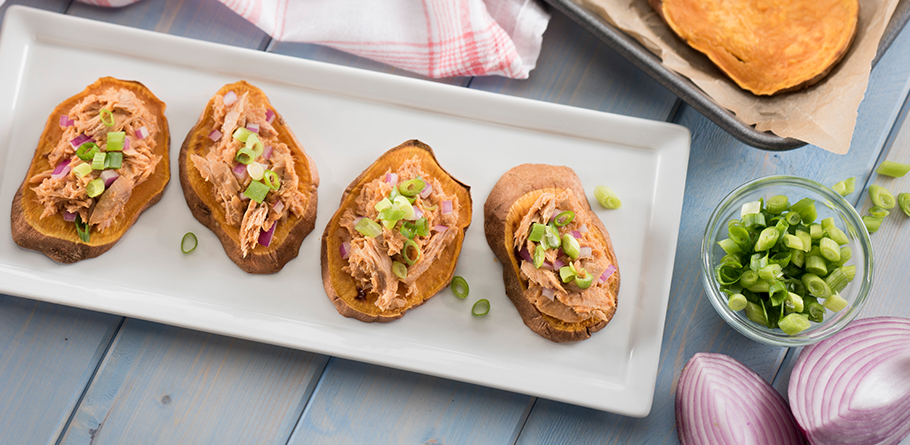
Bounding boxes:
441 200 452 214
519 247 532 263
677 353 804 445
258 222 276 247
262 145 273 160
789 317 910 445
232 163 248 180
272 199 285 214
100 170 119 188
265 109 276 124
51 159 72 179
246 123 260 133
223 91 237 106
62 211 76 222
385 173 398 186
419 182 433 199
578 246 593 258
70 134 93 147
135 126 149 140
599 264 616 283
542 288 556 300
340 241 351 259
434 225 448 232
59 115 73 127
208 129 222 141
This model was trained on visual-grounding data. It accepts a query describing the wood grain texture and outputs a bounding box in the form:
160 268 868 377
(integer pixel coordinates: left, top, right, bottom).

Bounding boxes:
0 295 120 445
288 358 532 445
58 319 328 445
469 8 679 121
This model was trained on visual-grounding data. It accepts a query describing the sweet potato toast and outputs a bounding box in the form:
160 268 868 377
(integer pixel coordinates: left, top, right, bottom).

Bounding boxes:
650 0 859 96
179 81 318 274
11 77 169 263
321 140 472 323
484 164 619 342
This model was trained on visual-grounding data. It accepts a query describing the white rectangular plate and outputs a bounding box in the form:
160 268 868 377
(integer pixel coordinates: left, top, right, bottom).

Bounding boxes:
0 6 689 416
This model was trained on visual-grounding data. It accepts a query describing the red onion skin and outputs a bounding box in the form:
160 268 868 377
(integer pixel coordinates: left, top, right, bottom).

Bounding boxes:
789 317 910 445
677 353 805 445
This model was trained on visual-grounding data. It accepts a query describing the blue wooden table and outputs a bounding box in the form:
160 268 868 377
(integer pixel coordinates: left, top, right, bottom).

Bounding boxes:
2 1 910 443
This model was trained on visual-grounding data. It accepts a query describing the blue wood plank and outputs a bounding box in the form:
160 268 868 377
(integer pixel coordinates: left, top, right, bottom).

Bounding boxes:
58 319 328 445
0 295 120 445
288 358 532 445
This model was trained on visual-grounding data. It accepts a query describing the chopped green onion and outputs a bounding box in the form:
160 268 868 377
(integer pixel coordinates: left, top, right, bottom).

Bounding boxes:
806 300 825 323
869 206 889 218
374 198 392 212
862 215 884 233
796 230 812 252
758 264 782 281
825 268 849 293
561 234 581 259
392 261 408 280
790 249 805 268
99 108 114 127
554 211 575 226
528 223 547 242
559 265 576 283
727 293 747 311
74 214 90 242
399 223 416 240
398 177 426 197
471 298 490 316
532 244 546 268
899 193 910 217
263 170 280 190
355 218 382 237
181 232 197 254
542 224 560 250
106 131 125 151
805 255 827 277
741 201 762 216
826 226 849 246
91 151 106 170
574 270 594 289
233 127 254 142
393 196 416 221
782 234 804 250
72 162 92 178
243 180 270 203
593 185 621 209
809 223 823 240
414 217 429 237
802 273 832 298
875 160 910 178
245 133 263 158
785 292 804 313
790 198 817 224
717 238 742 255
745 301 767 325
403 239 421 265
742 213 766 230
104 152 123 170
868 184 895 209
86 178 104 198
831 177 855 196
819 237 841 262
823 293 849 312
235 147 256 165
754 227 779 251
785 211 803 225
841 264 857 281
76 142 99 161
779 313 811 335
451 276 469 299
766 195 789 214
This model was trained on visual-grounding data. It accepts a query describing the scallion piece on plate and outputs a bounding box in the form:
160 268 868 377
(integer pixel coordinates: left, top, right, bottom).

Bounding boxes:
181 232 197 254
559 265 576 283
245 133 263 158
875 160 910 177
471 298 490 316
451 276 469 299
862 215 884 233
354 217 382 238
593 185 621 209
869 206 890 218
831 177 855 196
243 180 270 203
392 261 408 280
899 193 910 217
85 178 105 198
99 108 115 127
868 184 895 209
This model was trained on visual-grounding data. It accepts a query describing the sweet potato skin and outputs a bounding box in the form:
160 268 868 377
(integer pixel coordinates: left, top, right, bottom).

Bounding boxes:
484 164 620 342
10 77 170 263
651 0 859 96
178 81 319 274
321 140 472 323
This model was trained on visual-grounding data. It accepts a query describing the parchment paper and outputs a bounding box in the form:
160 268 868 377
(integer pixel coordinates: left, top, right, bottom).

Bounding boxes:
582 0 901 153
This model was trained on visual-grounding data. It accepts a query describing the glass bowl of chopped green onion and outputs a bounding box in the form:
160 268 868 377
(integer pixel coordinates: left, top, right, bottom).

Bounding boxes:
701 176 873 346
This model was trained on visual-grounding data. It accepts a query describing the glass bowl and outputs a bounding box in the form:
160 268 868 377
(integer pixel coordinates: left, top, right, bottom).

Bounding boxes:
701 176 873 346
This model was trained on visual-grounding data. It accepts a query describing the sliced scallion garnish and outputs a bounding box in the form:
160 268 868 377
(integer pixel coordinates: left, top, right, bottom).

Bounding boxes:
99 108 115 127
471 298 490 316
899 193 910 217
398 177 426 197
574 270 594 289
243 180 270 203
559 265 576 283
765 195 789 214
532 244 545 269
862 215 883 233
106 131 125 152
561 233 580 259
594 185 621 209
451 276 469 299
392 261 408 280
91 151 106 170
403 239 421 265
233 127 253 142
104 152 123 170
354 218 382 237
831 177 855 196
74 214 90 242
554 211 575 226
72 162 92 178
528 223 547 242
181 232 198 254
868 185 895 209
76 142 99 161
86 178 104 198
875 161 910 178
263 170 280 190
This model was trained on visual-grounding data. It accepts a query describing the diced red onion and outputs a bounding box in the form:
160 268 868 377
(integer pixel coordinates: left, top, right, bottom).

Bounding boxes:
578 224 589 233
51 159 71 179
434 225 448 232
789 317 910 445
572 230 582 239
413 207 423 219
223 91 237 106
272 199 285 214
541 288 556 301
419 182 433 199
135 126 149 140
550 209 564 224
441 200 452 215
519 247 532 263
246 123 260 133
100 170 119 188
262 145 273 160
579 246 593 258
677 353 804 445
553 259 565 270
340 241 351 259
208 129 222 141
258 222 276 247
385 173 398 186
232 163 248 180
599 264 616 283
70 134 93 148
59 115 73 127
265 109 276 124
123 137 132 152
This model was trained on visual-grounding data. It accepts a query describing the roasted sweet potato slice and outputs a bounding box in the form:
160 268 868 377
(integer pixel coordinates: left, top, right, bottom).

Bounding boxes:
321 140 472 323
650 0 859 96
179 81 318 274
484 164 619 342
11 77 169 263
